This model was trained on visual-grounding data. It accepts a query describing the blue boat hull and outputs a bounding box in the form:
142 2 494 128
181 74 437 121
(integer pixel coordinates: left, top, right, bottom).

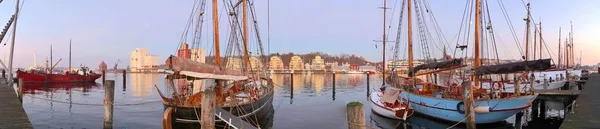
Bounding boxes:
400 91 537 124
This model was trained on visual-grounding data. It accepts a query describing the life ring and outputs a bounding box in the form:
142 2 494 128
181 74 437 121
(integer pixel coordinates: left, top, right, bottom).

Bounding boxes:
456 101 465 114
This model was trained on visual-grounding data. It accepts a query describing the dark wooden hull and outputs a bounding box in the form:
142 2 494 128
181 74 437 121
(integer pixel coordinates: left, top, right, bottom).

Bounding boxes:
164 91 274 128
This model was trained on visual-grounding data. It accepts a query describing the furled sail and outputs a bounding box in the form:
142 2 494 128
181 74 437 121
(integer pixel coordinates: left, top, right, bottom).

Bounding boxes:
408 59 463 77
476 59 551 75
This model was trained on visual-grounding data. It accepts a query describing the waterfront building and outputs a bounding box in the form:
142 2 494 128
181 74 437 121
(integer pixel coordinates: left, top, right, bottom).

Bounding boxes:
311 56 326 70
289 56 304 70
269 56 284 70
129 48 159 72
249 56 263 70
226 57 243 70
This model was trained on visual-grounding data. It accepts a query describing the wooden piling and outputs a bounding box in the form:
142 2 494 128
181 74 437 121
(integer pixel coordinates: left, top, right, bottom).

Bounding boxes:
366 73 370 97
346 102 365 129
122 70 126 90
515 111 524 129
532 100 539 119
102 70 106 84
104 80 115 129
18 78 23 103
2 69 5 78
201 81 218 129
290 73 293 100
461 80 475 129
540 100 546 119
333 73 336 101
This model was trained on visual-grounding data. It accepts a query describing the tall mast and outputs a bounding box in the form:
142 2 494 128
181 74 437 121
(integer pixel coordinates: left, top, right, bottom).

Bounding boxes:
565 36 569 68
212 0 221 66
570 21 574 68
33 50 36 68
558 27 561 69
69 39 72 70
242 0 249 71
532 23 542 60
524 3 531 61
539 21 542 59
407 0 414 74
50 44 53 72
474 0 481 90
7 0 20 84
380 0 387 83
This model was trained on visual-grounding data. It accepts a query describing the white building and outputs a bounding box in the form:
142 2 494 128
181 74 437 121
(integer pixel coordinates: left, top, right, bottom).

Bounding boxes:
190 48 206 63
130 48 159 72
311 56 325 70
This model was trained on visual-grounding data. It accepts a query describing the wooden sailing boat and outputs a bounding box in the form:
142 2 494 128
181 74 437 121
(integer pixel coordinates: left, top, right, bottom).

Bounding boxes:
396 0 539 124
370 0 413 120
157 0 274 128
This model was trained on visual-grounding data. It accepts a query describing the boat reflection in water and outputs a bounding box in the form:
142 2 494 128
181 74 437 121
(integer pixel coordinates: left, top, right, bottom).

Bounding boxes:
370 112 513 129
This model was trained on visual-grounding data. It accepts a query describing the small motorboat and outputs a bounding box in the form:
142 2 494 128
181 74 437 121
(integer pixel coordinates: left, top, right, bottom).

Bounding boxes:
370 86 414 120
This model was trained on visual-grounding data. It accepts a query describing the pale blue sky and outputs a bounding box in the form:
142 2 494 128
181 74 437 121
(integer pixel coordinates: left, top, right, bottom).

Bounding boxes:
0 0 598 68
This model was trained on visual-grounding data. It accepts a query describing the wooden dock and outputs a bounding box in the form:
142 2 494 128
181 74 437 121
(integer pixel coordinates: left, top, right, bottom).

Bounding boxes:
0 83 32 128
560 73 600 129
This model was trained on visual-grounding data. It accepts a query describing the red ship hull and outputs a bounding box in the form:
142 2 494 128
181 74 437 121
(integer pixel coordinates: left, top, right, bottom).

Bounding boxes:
17 71 102 83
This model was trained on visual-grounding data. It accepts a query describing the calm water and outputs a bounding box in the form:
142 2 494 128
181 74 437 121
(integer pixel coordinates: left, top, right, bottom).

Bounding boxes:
19 73 568 128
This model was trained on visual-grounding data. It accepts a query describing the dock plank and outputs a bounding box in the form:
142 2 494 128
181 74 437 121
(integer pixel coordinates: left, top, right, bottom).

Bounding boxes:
561 73 600 129
0 83 32 129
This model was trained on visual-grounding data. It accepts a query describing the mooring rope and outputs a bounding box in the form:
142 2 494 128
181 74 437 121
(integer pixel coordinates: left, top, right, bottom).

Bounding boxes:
26 95 162 106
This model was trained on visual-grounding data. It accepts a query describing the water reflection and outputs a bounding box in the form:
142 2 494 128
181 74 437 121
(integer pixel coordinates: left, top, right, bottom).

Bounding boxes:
130 73 160 97
18 73 571 128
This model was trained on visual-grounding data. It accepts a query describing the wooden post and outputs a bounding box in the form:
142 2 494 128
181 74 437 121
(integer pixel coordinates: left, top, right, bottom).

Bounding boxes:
290 73 294 100
2 69 5 79
532 100 539 120
462 80 475 129
122 70 126 90
515 111 524 129
18 78 23 103
333 72 336 101
104 80 115 129
346 102 365 129
540 100 546 119
514 74 520 97
201 81 217 129
366 73 370 97
102 70 106 84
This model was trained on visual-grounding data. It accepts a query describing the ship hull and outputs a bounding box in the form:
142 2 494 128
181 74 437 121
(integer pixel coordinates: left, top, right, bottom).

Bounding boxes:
17 71 102 83
164 91 274 128
400 91 536 124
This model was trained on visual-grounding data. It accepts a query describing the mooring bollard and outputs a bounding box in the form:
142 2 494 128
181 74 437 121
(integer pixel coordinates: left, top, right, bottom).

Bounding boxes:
18 78 23 103
201 81 218 129
346 101 365 129
104 80 115 129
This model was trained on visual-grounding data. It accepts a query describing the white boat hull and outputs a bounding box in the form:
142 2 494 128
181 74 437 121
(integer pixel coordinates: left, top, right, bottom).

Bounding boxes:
370 91 413 120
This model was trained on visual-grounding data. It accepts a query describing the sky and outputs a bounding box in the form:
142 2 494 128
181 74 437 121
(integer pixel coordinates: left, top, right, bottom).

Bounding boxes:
0 0 598 68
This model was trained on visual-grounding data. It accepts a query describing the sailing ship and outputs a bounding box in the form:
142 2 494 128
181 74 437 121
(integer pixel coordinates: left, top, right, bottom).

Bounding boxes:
370 0 414 120
157 0 273 128
391 0 546 124
17 42 101 83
